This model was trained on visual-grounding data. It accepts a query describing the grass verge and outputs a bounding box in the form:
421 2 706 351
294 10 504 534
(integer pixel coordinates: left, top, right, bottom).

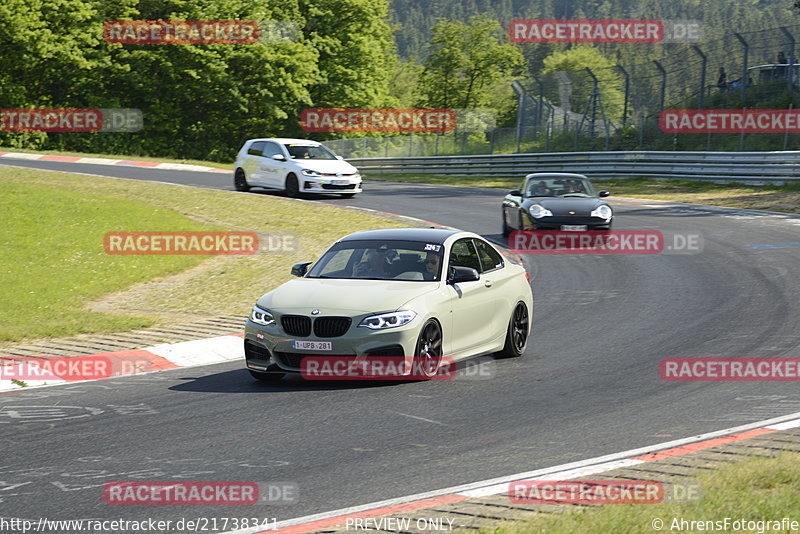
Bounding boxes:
479 453 800 534
1 166 410 343
365 174 800 214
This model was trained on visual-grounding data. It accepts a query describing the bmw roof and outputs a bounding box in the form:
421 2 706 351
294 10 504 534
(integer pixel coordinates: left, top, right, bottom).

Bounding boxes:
339 228 461 244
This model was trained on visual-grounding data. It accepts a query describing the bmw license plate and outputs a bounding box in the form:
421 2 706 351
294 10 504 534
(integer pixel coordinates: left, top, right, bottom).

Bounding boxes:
292 340 332 351
561 225 588 231
332 180 349 186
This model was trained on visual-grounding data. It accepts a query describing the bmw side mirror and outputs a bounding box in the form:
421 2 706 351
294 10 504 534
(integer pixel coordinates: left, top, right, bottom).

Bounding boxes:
509 189 521 196
291 261 312 277
598 190 611 197
272 154 286 161
447 266 480 284
247 148 263 156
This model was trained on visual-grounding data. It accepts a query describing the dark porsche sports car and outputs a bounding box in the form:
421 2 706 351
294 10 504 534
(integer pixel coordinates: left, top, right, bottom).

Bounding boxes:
501 172 613 237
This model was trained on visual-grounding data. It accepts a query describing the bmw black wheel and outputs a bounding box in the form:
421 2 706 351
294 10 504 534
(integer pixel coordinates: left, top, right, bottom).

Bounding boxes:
498 302 529 358
412 320 443 379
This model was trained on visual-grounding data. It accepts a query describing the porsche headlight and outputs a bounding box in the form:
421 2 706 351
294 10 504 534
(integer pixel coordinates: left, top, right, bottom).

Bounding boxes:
590 205 613 220
358 311 417 330
250 306 275 326
529 204 554 218
301 169 321 177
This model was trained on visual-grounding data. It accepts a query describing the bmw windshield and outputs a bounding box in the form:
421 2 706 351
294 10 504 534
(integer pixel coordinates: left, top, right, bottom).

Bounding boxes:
306 240 444 281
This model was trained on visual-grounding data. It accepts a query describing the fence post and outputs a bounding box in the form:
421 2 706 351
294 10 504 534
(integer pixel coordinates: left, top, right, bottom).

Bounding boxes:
785 103 793 150
616 65 630 127
692 45 707 109
534 76 545 135
584 68 600 138
654 60 667 113
512 80 525 153
780 27 796 93
489 129 496 154
734 33 749 106
409 134 413 156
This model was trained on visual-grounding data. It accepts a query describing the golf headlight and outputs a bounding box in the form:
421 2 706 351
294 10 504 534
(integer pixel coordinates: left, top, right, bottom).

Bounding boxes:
359 311 417 330
301 169 321 177
250 306 275 326
591 205 613 220
529 204 554 218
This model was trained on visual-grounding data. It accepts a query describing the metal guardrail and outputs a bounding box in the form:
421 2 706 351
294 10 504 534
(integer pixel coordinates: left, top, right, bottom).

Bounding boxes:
348 151 800 183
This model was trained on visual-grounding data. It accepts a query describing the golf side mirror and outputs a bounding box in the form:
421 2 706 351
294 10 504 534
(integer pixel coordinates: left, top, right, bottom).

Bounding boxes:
598 190 611 197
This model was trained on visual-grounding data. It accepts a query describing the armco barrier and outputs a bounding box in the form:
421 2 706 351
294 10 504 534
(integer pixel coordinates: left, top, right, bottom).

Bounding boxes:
346 150 800 184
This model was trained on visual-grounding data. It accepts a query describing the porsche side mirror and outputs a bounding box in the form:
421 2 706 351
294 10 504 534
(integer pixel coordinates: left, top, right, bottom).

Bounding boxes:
447 266 480 284
291 261 312 277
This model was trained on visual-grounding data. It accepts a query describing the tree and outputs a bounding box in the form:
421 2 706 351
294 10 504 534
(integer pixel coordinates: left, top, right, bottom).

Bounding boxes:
417 15 525 111
541 45 625 122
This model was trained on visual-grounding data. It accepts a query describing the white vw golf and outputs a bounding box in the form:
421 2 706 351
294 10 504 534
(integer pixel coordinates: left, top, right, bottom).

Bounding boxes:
233 138 362 198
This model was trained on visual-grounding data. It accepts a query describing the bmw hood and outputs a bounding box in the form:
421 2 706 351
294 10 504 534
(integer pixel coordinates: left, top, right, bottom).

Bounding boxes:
526 197 605 216
292 160 359 175
257 278 438 315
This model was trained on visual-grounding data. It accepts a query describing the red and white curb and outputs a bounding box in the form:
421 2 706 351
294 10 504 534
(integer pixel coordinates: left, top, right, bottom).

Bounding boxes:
0 151 230 174
223 412 800 534
0 334 244 391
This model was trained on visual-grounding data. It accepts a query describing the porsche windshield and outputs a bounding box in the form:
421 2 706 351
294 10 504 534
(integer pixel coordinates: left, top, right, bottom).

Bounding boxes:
306 240 444 281
525 177 597 198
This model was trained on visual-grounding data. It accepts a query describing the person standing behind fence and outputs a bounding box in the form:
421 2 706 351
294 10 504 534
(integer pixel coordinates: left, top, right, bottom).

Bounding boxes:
717 67 729 91
777 51 789 79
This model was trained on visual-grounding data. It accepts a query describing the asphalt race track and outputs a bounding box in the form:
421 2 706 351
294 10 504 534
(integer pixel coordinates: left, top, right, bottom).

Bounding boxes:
3 158 800 528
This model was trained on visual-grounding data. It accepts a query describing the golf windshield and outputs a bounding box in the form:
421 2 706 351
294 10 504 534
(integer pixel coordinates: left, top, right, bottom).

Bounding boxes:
284 143 338 160
306 240 444 281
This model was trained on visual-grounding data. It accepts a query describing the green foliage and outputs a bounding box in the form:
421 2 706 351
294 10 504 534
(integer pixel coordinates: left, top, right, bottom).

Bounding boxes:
0 0 397 160
417 15 525 110
541 45 625 122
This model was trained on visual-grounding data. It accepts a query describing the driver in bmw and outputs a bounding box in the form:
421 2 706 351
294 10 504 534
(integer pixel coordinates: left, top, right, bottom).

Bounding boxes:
353 246 393 278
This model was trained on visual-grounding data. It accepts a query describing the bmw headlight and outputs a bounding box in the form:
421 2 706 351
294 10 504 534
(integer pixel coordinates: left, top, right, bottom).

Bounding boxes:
301 169 321 177
358 311 417 330
250 306 275 326
590 205 613 220
529 204 554 218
